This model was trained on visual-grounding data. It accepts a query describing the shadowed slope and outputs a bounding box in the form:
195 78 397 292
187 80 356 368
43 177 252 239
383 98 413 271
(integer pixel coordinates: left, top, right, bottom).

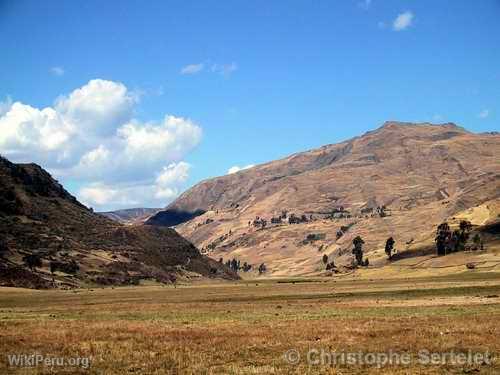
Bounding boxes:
0 156 237 289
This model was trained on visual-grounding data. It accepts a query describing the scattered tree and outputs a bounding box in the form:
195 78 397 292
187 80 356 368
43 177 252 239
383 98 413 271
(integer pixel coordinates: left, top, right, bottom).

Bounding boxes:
385 237 395 260
352 236 365 266
230 258 239 272
326 261 336 270
49 260 79 275
322 254 329 264
258 263 267 274
242 262 252 272
50 261 57 275
435 222 451 256
23 254 42 271
253 217 267 229
271 216 282 224
459 220 472 233
472 234 481 250
455 220 472 251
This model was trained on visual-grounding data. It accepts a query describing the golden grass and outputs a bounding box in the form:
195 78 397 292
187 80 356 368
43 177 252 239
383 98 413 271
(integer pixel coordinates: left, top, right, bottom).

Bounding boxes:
1 273 499 374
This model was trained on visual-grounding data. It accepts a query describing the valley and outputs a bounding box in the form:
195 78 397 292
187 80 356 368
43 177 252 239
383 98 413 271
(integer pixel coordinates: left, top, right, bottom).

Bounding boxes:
1 271 499 374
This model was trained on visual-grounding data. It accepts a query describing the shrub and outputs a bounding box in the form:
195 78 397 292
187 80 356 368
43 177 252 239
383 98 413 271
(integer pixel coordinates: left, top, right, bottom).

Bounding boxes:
23 254 43 271
322 254 328 264
49 260 79 274
258 263 267 274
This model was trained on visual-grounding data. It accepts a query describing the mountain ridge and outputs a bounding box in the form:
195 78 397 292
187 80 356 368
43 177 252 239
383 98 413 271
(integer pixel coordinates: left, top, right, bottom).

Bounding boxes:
147 121 500 276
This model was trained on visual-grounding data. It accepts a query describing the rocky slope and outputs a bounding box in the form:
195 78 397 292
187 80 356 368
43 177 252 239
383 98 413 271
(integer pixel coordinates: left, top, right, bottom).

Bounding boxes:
0 156 237 289
148 122 500 276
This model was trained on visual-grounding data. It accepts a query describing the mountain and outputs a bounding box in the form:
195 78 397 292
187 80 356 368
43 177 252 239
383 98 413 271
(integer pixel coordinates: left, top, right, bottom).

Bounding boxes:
147 122 500 276
0 156 237 289
100 208 160 224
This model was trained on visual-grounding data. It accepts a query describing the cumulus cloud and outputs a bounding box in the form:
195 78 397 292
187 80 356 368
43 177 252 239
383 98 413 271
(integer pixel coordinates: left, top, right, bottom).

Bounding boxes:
0 96 13 117
180 63 204 75
154 162 191 199
227 164 255 175
79 161 191 208
55 79 137 136
393 11 414 31
50 66 65 76
0 79 202 210
478 109 489 119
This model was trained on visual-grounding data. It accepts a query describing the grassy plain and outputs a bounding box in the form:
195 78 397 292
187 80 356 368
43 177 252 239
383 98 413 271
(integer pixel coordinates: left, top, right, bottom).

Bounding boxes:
1 271 499 374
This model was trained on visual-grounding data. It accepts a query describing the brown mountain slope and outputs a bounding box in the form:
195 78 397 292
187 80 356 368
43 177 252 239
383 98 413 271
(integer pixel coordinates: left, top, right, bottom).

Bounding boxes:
148 121 500 276
0 156 237 289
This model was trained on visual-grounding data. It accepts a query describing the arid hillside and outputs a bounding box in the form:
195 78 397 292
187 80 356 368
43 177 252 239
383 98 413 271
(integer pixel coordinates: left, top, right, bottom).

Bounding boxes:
148 122 500 276
0 156 236 289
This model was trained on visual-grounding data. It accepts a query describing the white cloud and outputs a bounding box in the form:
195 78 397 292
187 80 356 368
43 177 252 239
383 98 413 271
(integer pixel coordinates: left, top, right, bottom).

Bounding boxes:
50 66 65 76
211 62 238 77
180 63 204 75
154 162 190 199
0 96 13 116
55 79 137 136
393 11 414 31
79 162 191 208
227 164 254 175
79 183 124 206
0 79 202 210
0 102 76 167
181 61 238 77
478 109 490 119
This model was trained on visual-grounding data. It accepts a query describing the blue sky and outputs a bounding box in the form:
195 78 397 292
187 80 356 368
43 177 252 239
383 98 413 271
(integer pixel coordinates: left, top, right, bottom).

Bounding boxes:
0 0 499 210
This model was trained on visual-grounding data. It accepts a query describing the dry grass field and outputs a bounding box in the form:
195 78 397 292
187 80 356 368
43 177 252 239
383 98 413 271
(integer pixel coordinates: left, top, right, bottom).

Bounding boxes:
1 271 499 374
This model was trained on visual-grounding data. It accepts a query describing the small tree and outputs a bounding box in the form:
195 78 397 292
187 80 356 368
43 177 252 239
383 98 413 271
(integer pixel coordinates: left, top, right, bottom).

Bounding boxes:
242 262 252 272
472 234 481 250
456 220 472 251
23 254 42 271
459 220 472 233
230 258 239 272
322 254 328 265
258 263 267 274
385 237 395 260
435 222 451 256
50 261 58 275
352 236 364 266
